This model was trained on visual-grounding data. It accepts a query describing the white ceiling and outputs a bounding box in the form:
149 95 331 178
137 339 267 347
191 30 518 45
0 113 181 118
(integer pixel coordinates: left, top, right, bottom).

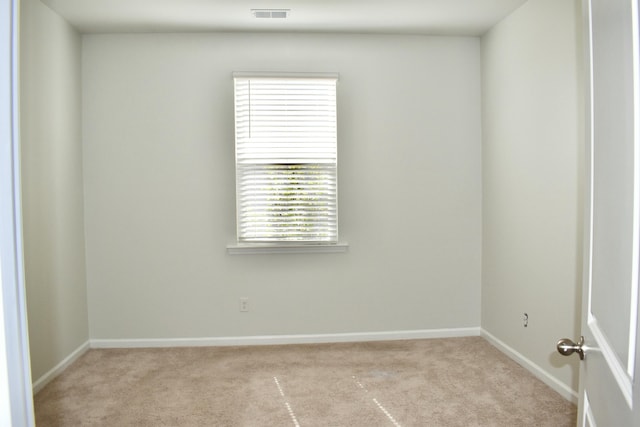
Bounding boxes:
40 0 528 35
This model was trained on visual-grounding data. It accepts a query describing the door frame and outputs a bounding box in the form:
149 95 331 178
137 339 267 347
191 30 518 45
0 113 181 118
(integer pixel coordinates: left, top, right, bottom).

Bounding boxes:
0 0 35 425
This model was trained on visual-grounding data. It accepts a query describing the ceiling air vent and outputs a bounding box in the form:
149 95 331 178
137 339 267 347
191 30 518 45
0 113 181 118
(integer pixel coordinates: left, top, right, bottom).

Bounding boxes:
251 9 290 19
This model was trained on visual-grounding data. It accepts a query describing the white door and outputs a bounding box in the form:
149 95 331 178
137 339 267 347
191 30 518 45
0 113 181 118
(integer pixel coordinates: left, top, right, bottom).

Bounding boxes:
568 0 640 425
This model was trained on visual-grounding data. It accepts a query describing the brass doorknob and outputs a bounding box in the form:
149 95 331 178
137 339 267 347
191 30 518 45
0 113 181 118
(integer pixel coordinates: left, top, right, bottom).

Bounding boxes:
556 336 585 360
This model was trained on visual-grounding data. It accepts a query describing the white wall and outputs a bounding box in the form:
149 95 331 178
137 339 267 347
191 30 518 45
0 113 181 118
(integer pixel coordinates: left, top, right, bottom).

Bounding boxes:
20 0 88 381
82 33 482 340
481 0 583 395
17 0 586 403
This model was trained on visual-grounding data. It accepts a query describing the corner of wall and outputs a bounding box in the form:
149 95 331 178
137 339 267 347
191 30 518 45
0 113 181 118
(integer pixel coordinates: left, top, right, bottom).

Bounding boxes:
480 0 583 399
20 0 89 383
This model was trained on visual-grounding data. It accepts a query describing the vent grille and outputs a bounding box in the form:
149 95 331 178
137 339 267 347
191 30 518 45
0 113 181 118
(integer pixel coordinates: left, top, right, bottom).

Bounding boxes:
251 9 290 19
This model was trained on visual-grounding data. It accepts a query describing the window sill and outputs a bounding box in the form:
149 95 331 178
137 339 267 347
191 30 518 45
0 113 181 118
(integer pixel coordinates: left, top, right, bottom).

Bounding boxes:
227 242 349 255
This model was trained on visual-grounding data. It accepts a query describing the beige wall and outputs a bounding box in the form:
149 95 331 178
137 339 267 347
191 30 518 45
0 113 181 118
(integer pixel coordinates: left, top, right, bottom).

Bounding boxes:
82 33 483 340
481 0 583 395
20 0 88 381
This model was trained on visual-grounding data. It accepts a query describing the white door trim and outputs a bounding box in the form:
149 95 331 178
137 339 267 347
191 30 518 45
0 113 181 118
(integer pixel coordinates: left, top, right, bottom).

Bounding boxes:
0 0 35 425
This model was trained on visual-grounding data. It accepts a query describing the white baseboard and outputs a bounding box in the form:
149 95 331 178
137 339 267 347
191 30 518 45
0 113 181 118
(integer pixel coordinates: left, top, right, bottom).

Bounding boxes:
90 327 481 349
481 329 578 404
32 340 90 394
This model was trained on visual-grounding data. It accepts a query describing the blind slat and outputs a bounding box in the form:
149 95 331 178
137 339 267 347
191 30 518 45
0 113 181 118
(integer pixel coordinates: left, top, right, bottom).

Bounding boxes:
234 75 338 243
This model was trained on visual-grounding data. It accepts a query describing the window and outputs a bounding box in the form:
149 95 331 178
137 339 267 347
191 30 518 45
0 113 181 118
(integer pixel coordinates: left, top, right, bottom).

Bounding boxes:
233 73 339 245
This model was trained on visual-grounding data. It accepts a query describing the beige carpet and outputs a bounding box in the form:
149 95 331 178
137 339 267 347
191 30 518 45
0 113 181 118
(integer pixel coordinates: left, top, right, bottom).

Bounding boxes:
34 337 576 426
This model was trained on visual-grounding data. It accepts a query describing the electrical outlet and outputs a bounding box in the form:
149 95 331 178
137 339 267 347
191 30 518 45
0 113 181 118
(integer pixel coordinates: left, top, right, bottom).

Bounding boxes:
523 313 528 327
239 297 249 312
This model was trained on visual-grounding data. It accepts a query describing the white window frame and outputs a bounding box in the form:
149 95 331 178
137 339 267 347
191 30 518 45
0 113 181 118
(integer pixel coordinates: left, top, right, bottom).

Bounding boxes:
227 72 347 254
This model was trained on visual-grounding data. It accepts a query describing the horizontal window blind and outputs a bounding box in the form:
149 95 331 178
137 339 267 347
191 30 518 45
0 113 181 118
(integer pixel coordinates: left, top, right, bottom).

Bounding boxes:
234 75 338 243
